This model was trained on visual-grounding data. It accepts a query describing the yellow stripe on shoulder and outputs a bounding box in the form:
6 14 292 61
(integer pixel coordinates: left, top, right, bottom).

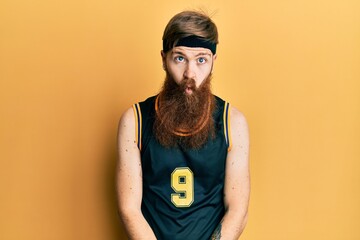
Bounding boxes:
227 104 233 152
223 102 233 152
223 102 228 145
132 103 142 150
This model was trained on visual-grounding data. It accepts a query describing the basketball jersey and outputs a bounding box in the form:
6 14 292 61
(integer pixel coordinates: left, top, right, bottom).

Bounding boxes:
133 95 232 240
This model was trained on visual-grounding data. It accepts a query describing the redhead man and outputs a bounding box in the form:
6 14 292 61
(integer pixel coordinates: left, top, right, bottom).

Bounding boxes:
117 10 250 240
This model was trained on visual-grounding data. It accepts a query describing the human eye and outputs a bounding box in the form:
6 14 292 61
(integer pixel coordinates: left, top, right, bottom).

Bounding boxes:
174 56 185 62
197 57 207 64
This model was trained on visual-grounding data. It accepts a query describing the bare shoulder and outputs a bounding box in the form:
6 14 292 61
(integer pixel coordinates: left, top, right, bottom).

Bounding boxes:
117 106 137 144
229 106 249 152
119 107 135 127
230 106 249 132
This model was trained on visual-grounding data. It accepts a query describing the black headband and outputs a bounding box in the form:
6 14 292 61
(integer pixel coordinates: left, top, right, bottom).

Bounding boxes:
163 35 217 55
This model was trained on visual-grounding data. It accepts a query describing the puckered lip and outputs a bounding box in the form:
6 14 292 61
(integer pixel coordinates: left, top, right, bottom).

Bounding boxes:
184 85 195 94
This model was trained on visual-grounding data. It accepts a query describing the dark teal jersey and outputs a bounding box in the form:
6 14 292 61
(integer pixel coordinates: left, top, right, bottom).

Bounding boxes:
133 95 231 240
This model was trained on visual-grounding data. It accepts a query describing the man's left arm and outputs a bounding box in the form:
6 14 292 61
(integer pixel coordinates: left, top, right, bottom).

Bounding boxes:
212 106 250 240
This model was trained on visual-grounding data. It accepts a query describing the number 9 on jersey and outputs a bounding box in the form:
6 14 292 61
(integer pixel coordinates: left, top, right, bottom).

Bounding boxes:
171 167 194 207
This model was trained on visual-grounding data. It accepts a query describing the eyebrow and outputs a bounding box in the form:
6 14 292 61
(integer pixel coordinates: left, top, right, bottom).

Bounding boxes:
172 50 211 57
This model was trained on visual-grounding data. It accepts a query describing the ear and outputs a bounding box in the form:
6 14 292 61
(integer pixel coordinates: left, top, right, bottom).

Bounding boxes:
211 54 217 74
161 50 167 70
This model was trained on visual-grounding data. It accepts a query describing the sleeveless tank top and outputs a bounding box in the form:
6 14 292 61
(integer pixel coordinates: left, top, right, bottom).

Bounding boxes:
133 95 232 240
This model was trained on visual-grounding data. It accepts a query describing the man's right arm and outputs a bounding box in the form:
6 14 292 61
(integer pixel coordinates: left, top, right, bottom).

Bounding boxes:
116 107 157 240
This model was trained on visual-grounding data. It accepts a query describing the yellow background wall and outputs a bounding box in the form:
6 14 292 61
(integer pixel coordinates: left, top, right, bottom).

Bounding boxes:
1 0 359 239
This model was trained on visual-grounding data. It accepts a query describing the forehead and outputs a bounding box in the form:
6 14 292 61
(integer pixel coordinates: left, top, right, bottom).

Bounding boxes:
170 46 213 57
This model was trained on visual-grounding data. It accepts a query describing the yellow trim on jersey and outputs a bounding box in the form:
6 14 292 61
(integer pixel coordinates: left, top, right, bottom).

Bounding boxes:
223 102 233 152
132 103 142 150
132 105 138 148
223 102 228 145
227 104 233 152
138 103 142 150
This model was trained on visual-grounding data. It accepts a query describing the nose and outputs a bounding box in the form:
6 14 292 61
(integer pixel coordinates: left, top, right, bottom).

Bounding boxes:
183 62 196 80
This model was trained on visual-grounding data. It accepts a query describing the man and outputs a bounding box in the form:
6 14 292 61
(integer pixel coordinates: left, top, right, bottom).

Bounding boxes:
117 10 250 240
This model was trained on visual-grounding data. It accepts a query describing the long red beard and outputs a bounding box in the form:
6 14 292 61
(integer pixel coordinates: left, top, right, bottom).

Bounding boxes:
153 72 216 149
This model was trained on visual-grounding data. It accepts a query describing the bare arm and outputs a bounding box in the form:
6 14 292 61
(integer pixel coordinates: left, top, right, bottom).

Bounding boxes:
211 106 250 240
116 107 157 240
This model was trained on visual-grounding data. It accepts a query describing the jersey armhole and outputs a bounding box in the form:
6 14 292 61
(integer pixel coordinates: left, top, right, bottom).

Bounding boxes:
132 103 142 151
223 102 232 152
